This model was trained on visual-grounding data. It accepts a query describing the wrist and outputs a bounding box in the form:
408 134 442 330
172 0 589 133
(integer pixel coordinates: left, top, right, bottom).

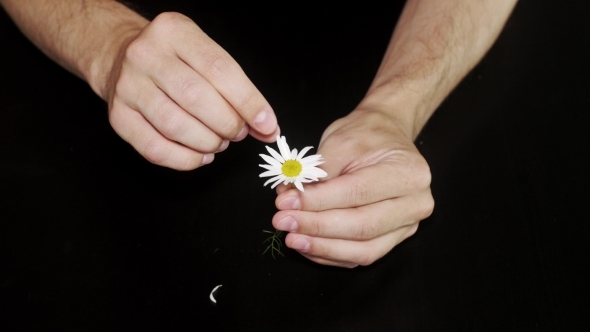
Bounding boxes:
86 20 147 101
357 80 437 141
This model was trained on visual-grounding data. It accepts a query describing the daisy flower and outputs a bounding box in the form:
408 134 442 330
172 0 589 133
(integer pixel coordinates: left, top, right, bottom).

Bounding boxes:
259 135 327 192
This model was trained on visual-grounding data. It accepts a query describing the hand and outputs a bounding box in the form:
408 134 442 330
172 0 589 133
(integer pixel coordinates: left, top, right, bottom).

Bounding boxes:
272 110 434 268
105 12 279 170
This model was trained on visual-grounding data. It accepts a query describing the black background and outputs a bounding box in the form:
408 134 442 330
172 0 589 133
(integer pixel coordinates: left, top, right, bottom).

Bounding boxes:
1 0 589 331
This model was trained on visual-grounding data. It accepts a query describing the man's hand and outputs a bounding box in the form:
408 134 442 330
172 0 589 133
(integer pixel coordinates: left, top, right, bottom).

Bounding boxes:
0 1 279 170
270 0 516 267
273 110 434 268
106 12 279 170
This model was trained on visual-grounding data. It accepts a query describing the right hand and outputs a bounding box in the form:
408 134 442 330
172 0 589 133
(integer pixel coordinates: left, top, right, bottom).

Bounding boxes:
272 110 433 268
105 12 279 170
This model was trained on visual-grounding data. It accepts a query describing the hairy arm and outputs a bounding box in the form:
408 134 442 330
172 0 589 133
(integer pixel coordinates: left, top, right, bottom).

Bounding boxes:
363 0 518 138
0 0 147 99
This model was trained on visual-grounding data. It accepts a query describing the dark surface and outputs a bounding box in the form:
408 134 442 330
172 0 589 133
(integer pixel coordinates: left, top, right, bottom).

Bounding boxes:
1 1 589 331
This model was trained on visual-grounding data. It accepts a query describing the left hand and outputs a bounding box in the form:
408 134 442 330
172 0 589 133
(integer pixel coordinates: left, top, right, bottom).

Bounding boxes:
273 109 434 268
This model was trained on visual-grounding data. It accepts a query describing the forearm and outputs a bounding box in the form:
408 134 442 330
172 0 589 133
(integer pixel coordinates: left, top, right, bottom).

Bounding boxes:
0 0 148 99
359 0 517 139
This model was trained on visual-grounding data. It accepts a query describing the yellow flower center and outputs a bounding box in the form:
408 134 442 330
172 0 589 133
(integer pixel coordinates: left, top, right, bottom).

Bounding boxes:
281 160 302 177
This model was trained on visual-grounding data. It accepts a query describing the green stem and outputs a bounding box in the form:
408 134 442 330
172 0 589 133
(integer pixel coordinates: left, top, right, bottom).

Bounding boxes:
262 229 285 258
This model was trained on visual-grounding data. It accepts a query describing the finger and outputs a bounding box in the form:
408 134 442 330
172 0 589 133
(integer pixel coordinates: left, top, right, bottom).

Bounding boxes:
121 80 225 153
231 125 249 142
147 54 246 140
249 125 280 143
284 224 419 266
109 99 212 170
276 182 289 195
273 192 433 241
298 253 359 269
162 14 278 136
276 155 431 211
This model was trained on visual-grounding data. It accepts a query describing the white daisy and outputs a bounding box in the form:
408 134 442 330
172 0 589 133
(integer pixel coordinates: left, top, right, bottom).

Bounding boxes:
259 135 327 192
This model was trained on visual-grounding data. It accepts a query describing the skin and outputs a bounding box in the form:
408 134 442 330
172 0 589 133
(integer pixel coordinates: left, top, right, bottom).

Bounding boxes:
0 0 280 170
273 0 518 267
0 0 518 267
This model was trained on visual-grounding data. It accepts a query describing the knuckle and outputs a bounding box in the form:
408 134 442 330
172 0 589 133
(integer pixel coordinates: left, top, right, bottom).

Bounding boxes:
125 38 153 64
192 133 222 153
142 140 168 166
191 135 222 154
311 245 330 259
205 137 224 152
348 178 370 207
357 251 379 267
419 195 435 220
151 12 189 32
203 52 232 79
156 109 184 138
355 219 378 241
307 216 323 237
178 80 203 108
411 156 432 189
233 91 256 113
396 224 419 246
220 116 244 138
406 224 419 238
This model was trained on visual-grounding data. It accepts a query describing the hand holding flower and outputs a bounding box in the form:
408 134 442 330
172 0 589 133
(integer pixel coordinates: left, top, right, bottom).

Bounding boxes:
272 110 434 268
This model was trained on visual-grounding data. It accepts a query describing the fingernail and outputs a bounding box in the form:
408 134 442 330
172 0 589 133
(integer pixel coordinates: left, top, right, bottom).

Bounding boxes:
277 216 298 232
216 140 229 152
201 153 214 165
291 237 310 252
253 106 276 135
232 125 249 142
278 197 301 210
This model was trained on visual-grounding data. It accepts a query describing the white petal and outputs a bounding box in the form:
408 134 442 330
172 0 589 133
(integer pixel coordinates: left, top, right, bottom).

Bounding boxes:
259 164 278 171
259 170 282 177
301 160 325 168
301 155 323 163
265 146 285 163
271 177 285 189
303 168 327 178
309 167 328 177
291 148 298 159
210 285 222 303
264 174 285 186
277 136 291 161
294 180 305 192
296 146 314 160
300 177 319 183
260 154 282 168
299 173 324 180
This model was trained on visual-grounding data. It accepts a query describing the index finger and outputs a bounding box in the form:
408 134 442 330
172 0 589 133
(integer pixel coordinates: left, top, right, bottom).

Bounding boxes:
162 13 278 140
276 160 431 211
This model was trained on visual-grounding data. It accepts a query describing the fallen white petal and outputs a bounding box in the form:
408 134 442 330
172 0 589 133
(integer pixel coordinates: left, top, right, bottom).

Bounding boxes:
210 285 222 303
